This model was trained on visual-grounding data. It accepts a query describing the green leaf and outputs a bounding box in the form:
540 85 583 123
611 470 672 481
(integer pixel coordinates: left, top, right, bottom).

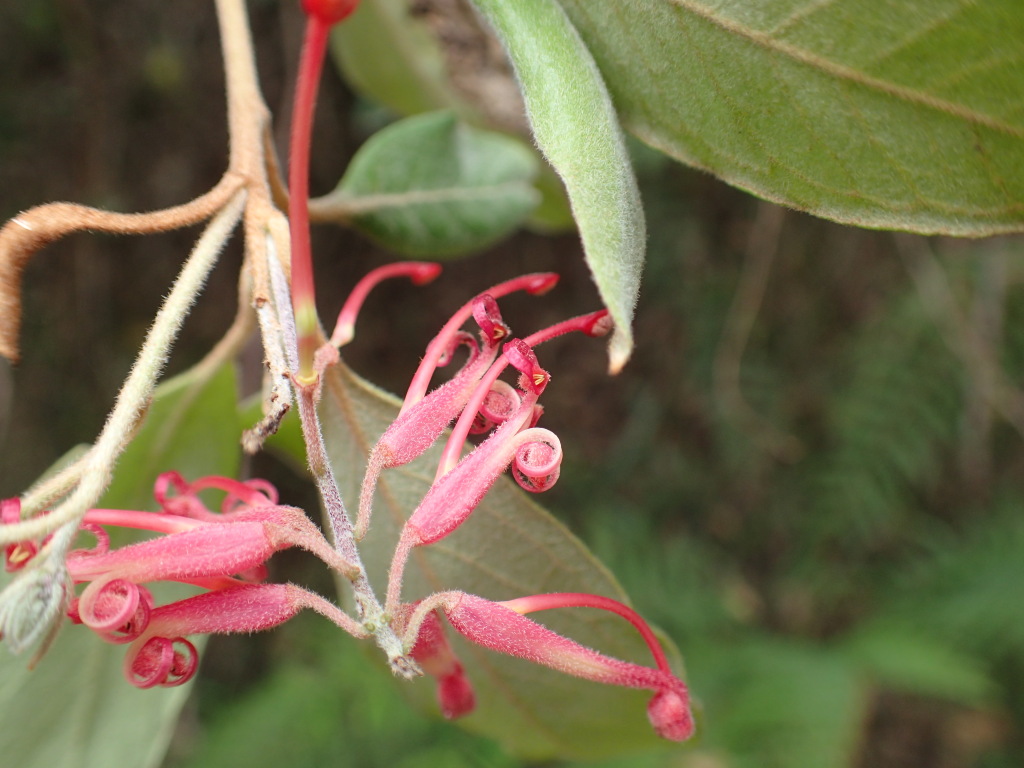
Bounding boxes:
875 496 1024 658
329 0 484 121
699 638 867 768
0 364 242 768
843 624 996 707
470 0 645 372
555 0 1024 235
304 361 686 761
315 111 540 258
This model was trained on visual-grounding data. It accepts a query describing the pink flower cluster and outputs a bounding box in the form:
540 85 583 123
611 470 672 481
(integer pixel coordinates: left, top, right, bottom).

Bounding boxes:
352 268 693 741
3 473 367 687
1 268 693 742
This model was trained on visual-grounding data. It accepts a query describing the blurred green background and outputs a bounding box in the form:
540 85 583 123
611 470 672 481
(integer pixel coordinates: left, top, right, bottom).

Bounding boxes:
2 1 1024 767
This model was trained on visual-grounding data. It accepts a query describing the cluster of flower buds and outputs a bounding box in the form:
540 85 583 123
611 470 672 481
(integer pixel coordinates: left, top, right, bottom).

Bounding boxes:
1 473 367 687
0 267 693 742
343 265 693 742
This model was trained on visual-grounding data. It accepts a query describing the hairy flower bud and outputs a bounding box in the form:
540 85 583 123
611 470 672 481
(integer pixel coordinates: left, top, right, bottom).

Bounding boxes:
0 559 69 654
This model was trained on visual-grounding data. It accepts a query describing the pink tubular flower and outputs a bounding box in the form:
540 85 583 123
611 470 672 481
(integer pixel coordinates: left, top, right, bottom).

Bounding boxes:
406 608 475 719
355 281 555 540
401 591 694 742
401 391 556 548
2 473 364 682
125 583 367 688
397 340 557 549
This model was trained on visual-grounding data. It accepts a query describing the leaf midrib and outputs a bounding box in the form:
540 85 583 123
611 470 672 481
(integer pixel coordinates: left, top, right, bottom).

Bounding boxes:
666 0 1024 138
311 180 535 218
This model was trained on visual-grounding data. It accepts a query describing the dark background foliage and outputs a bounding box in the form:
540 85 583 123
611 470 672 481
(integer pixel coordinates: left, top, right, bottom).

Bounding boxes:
2 2 1023 767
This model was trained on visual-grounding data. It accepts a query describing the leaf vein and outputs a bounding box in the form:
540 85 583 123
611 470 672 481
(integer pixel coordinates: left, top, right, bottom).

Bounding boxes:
667 0 1024 138
860 0 973 72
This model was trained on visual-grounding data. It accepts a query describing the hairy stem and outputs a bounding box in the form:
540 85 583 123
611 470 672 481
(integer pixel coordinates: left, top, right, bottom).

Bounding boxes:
3 192 247 546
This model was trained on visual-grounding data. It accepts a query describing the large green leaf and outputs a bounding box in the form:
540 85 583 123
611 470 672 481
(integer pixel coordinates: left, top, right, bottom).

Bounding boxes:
470 0 645 372
268 361 687 761
0 364 242 768
556 0 1024 235
312 111 540 257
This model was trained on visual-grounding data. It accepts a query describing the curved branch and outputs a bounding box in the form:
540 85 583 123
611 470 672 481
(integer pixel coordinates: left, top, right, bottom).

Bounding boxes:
0 173 245 363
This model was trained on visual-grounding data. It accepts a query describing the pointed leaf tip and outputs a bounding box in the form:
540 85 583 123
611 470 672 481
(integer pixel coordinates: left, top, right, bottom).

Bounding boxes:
470 0 644 378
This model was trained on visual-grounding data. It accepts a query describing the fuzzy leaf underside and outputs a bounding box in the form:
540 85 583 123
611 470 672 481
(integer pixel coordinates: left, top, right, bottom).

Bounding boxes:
471 0 646 372
556 0 1024 235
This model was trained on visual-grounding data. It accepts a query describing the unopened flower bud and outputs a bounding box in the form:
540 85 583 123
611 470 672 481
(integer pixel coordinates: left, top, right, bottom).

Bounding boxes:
0 560 69 654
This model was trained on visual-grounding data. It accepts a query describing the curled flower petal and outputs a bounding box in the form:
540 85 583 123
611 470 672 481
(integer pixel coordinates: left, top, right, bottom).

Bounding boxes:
503 339 549 395
471 294 510 346
154 472 278 522
471 380 521 434
436 331 478 368
217 477 279 513
153 472 200 517
68 522 110 558
511 428 562 493
74 580 154 644
77 577 143 633
126 636 198 688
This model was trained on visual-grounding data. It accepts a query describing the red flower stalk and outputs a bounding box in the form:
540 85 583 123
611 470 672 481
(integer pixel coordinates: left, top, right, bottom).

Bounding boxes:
289 0 361 381
399 272 558 412
329 261 442 348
